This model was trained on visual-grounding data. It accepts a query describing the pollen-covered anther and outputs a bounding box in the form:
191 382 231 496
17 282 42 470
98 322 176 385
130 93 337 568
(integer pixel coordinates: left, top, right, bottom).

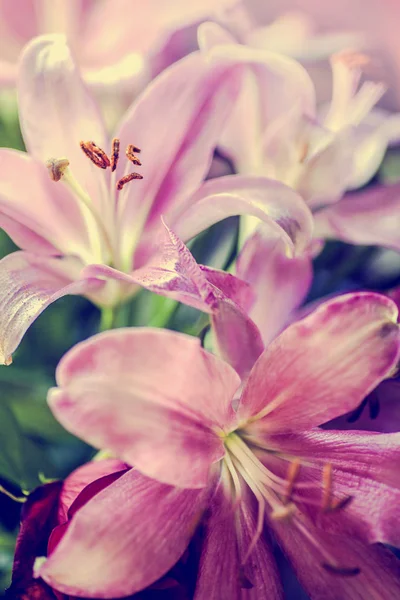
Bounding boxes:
270 502 296 521
110 138 120 172
46 157 70 182
325 495 353 514
126 143 142 166
322 562 361 577
332 49 371 70
80 140 111 169
117 172 143 191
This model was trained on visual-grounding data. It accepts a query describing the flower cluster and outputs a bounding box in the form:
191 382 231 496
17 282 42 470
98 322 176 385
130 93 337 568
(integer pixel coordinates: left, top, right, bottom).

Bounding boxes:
1 2 400 600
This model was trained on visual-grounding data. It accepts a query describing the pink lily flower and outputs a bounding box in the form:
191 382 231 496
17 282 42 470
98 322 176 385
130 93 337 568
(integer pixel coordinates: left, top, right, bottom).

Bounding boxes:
198 23 400 250
0 0 235 92
35 292 400 598
242 0 400 110
0 34 313 365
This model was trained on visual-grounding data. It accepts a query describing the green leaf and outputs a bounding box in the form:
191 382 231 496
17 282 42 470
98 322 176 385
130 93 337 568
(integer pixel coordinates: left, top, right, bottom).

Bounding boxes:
0 402 27 489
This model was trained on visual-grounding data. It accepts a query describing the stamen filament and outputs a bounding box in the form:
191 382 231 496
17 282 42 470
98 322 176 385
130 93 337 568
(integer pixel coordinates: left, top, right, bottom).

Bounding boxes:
62 168 114 259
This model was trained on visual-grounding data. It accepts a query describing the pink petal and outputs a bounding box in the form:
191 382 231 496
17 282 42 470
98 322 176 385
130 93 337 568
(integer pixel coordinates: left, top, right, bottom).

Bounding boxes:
236 226 313 346
272 513 400 600
210 299 264 380
0 252 102 364
198 23 316 171
238 293 400 430
268 428 400 547
0 60 17 87
0 0 37 48
0 149 97 261
37 469 206 598
49 328 240 487
172 176 314 255
17 35 110 219
57 458 127 524
114 51 243 270
194 486 282 599
314 183 400 251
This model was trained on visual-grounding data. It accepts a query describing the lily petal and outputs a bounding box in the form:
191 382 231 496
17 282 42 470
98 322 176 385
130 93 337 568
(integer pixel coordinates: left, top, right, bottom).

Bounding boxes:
172 176 314 255
0 149 96 260
314 183 400 251
238 293 400 430
48 328 240 487
114 51 243 270
272 513 400 600
269 429 400 548
0 252 101 365
18 35 110 218
37 469 206 598
236 226 313 346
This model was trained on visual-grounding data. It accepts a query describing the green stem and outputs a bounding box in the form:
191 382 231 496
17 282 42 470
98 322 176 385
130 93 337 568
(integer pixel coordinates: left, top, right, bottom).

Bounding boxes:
99 306 115 331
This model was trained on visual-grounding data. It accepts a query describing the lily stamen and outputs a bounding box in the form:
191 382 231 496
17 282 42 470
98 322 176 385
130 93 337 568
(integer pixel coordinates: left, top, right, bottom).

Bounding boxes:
117 172 143 190
80 140 111 169
46 157 70 182
110 138 120 172
126 143 142 166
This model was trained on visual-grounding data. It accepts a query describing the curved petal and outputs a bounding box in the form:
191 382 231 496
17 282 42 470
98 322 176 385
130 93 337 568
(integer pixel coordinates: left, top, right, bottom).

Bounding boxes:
198 23 316 172
314 183 400 251
57 458 128 523
236 226 313 345
172 176 314 255
238 293 400 430
48 328 240 487
37 469 206 598
269 429 400 548
272 514 400 600
114 51 244 270
0 149 97 260
17 35 110 218
0 252 102 365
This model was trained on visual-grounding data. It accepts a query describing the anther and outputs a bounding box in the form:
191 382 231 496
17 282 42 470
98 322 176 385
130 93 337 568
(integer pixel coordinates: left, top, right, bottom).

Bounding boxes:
322 563 361 577
284 459 301 504
126 143 142 166
80 141 110 169
327 495 353 513
117 172 143 190
46 157 70 182
110 138 120 172
270 502 296 521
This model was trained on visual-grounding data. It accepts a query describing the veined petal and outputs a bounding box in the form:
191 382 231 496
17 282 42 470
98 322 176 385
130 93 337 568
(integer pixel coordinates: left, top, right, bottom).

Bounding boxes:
37 469 206 598
0 252 102 365
314 183 400 251
57 458 128 524
236 227 313 346
194 485 282 599
269 429 400 548
172 176 314 255
238 293 400 430
272 514 400 600
114 51 243 270
49 328 240 487
0 149 96 260
17 35 110 219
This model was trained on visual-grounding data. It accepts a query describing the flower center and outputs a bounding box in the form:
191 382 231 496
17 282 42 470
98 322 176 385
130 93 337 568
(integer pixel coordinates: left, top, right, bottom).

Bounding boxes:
222 432 360 577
